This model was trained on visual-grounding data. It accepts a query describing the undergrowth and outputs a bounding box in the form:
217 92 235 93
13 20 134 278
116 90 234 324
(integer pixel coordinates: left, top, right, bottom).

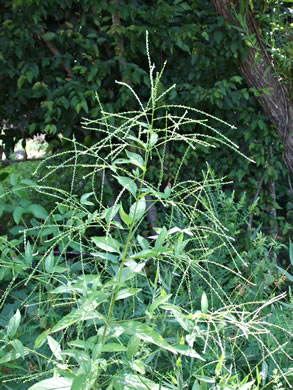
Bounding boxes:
0 33 292 390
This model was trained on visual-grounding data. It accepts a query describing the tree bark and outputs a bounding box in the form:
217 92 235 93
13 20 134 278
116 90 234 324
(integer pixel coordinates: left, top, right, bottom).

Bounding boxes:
210 0 293 171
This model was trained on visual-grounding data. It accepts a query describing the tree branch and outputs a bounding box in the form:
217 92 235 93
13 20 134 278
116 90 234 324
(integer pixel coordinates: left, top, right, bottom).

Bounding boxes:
210 0 293 171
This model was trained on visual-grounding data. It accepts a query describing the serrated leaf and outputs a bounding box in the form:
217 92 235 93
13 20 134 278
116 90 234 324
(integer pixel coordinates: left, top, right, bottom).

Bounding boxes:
28 376 72 390
91 236 121 253
129 197 146 221
47 336 62 361
116 321 177 354
114 176 137 198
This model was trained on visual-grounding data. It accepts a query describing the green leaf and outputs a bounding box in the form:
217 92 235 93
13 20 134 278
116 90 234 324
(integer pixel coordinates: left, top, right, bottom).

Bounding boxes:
125 150 146 171
71 374 88 390
119 203 132 226
127 335 140 359
149 293 172 316
130 359 145 374
113 373 169 390
214 30 223 44
154 226 168 250
129 249 157 259
45 251 55 273
25 241 33 267
117 321 177 354
201 292 208 314
239 382 255 390
28 204 48 219
0 349 29 364
80 192 95 206
137 234 149 250
129 197 146 221
28 376 72 390
194 376 215 384
201 31 209 41
35 293 108 348
91 236 121 253
10 339 25 359
116 288 141 300
114 176 138 198
42 32 56 41
192 380 202 390
275 265 293 283
289 239 293 266
102 343 127 352
17 75 26 89
47 336 62 361
13 206 25 224
101 204 120 223
127 135 146 150
149 131 158 148
173 344 205 360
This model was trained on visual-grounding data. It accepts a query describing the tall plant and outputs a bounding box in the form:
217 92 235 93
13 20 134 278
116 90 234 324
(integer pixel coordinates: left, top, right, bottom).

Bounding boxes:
0 34 292 390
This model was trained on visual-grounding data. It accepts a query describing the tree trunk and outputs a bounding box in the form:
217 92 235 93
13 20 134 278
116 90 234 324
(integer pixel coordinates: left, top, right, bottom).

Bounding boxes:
210 0 293 171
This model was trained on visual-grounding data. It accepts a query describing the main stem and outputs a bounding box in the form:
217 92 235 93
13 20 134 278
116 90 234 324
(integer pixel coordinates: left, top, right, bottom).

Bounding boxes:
101 119 154 343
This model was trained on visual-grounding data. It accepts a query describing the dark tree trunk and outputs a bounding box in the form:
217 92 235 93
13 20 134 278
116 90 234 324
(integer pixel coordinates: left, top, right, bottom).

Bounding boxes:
210 0 293 171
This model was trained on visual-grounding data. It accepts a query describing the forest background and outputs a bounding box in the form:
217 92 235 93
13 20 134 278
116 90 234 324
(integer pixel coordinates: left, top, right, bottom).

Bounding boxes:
0 0 293 389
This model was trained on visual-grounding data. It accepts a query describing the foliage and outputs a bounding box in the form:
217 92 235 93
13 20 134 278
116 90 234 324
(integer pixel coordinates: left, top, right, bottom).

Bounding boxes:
0 39 292 390
1 0 293 254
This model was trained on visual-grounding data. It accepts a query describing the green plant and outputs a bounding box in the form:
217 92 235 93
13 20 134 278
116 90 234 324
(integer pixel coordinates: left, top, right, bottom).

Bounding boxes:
0 34 292 390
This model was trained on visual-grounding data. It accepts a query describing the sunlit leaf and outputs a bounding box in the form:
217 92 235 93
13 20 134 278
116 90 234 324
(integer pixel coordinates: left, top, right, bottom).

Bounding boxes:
47 336 62 361
28 376 72 390
116 321 177 354
114 176 138 198
129 197 146 221
7 309 21 339
91 236 121 253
